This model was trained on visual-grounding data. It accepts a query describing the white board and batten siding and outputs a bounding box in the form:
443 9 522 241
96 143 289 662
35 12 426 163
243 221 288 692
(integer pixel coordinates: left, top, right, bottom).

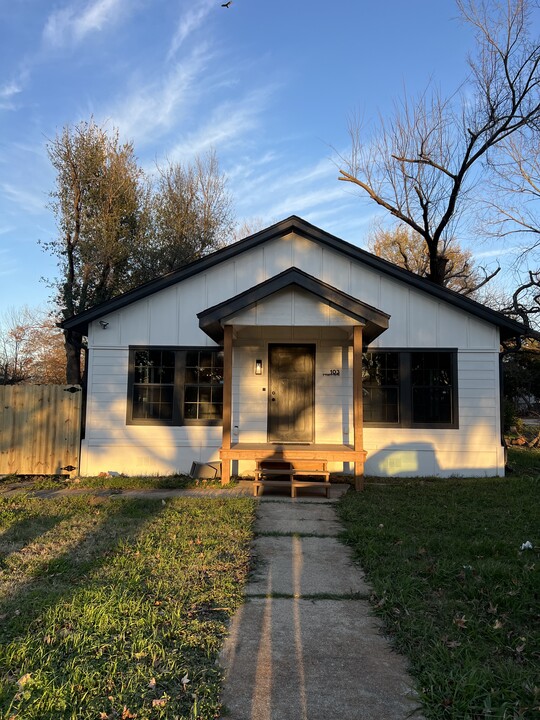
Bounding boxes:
81 230 504 477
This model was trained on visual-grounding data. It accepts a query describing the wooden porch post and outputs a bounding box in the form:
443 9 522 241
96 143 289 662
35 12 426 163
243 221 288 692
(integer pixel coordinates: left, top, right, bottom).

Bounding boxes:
353 325 365 491
221 324 233 485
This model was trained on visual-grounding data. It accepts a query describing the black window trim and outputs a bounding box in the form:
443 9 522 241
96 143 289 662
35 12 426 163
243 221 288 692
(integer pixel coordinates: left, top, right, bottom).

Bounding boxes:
363 347 459 430
127 345 224 427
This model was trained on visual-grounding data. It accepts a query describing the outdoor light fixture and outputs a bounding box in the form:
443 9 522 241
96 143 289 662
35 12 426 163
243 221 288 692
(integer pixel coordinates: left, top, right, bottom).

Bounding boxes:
255 358 263 375
99 320 109 329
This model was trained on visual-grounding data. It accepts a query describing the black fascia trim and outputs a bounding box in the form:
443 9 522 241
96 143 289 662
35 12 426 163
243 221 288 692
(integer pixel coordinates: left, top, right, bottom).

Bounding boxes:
61 215 527 340
197 267 390 343
62 216 314 334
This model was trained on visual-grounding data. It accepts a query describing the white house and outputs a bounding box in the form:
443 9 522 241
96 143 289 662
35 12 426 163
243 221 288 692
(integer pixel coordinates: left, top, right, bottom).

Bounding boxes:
62 216 526 486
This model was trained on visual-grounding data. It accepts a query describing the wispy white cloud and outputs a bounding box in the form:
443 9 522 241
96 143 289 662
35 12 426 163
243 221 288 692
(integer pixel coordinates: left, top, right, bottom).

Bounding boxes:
474 246 521 259
264 186 349 220
168 0 215 60
227 149 377 240
0 68 29 110
1 183 46 215
166 86 273 162
0 81 22 101
105 47 211 146
43 0 125 47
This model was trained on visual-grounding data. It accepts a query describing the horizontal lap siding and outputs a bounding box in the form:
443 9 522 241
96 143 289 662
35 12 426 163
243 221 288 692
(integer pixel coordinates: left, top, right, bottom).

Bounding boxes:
364 350 502 477
82 232 504 477
82 347 222 475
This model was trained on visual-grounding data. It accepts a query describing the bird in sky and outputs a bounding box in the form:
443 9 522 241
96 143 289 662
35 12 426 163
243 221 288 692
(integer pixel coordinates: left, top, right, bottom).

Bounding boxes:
221 1 232 7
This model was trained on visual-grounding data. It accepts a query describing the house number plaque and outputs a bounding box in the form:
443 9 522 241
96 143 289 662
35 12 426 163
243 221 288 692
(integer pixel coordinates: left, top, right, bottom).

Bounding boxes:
322 369 340 376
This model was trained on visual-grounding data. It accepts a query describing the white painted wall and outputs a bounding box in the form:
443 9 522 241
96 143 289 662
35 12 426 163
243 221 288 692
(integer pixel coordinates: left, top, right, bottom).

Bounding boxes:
81 230 504 477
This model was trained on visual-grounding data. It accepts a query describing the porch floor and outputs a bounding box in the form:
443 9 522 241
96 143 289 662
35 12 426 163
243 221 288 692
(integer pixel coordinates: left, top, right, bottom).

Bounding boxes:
220 443 365 462
219 443 367 490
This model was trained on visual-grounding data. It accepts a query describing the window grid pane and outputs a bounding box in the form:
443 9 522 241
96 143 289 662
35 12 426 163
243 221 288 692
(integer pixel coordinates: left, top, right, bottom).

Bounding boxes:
133 385 174 420
411 353 453 424
362 352 400 424
132 350 175 420
184 350 224 421
363 351 455 426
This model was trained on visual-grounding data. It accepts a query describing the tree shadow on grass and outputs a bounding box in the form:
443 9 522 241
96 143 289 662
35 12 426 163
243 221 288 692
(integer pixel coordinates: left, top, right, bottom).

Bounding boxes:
0 498 164 645
0 513 67 570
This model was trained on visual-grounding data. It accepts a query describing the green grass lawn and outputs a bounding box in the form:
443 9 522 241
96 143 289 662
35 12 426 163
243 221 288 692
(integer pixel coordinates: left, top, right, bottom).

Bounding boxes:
337 448 540 719
0 494 255 720
2 474 233 492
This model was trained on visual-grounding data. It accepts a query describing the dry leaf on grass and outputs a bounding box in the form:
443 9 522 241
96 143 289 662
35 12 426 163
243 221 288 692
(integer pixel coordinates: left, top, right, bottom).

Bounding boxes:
16 674 32 689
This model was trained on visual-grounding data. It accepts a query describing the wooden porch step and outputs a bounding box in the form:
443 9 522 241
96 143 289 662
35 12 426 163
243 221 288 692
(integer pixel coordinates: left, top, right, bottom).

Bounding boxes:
253 459 330 497
291 479 331 498
252 479 291 497
251 478 331 498
254 468 330 481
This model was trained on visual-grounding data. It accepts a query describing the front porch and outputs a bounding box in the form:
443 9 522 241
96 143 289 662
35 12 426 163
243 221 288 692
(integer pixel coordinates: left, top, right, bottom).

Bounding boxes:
197 267 391 492
219 442 368 491
218 321 369 491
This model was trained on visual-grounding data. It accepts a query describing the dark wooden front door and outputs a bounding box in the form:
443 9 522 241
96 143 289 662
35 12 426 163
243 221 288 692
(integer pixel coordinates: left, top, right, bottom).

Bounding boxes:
268 344 315 443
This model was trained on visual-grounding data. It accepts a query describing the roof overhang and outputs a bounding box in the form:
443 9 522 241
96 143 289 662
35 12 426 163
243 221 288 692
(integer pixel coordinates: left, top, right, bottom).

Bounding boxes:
60 215 529 342
197 267 390 344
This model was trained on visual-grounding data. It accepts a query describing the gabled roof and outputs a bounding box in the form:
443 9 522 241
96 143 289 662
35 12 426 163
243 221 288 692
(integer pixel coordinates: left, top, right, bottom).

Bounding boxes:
197 267 390 343
62 215 526 341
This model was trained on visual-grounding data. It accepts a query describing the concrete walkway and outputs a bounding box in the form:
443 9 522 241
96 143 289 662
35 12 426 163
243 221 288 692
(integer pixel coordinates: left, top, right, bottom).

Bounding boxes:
219 494 423 720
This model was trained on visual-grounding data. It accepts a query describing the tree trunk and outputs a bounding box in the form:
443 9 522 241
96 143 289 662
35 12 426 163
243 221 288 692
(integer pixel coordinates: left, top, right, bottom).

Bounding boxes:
428 243 448 286
64 329 83 385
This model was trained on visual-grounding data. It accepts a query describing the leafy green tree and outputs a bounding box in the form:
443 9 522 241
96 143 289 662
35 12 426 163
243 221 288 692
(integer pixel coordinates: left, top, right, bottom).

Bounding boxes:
45 121 234 384
503 340 540 418
46 120 146 383
131 151 234 284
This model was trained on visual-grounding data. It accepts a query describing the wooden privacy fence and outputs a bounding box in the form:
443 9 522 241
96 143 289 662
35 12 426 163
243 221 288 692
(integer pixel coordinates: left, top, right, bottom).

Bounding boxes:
0 385 82 475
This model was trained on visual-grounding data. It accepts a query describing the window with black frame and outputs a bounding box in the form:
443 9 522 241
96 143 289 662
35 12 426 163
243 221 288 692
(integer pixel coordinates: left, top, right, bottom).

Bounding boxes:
411 352 454 424
362 352 400 423
362 350 457 428
132 349 175 421
184 350 224 421
127 347 224 425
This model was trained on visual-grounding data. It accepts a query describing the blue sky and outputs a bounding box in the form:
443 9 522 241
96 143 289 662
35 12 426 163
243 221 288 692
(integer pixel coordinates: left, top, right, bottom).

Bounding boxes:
0 0 514 311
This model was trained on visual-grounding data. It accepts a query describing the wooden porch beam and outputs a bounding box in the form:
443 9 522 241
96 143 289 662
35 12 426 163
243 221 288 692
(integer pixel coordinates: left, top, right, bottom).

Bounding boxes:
353 325 365 491
221 324 233 485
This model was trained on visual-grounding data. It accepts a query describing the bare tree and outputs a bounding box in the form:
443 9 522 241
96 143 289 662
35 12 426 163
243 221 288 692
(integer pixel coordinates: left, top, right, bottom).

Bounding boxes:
0 307 66 385
499 270 540 330
368 223 498 295
485 133 540 250
233 217 267 242
479 126 540 330
338 0 540 287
